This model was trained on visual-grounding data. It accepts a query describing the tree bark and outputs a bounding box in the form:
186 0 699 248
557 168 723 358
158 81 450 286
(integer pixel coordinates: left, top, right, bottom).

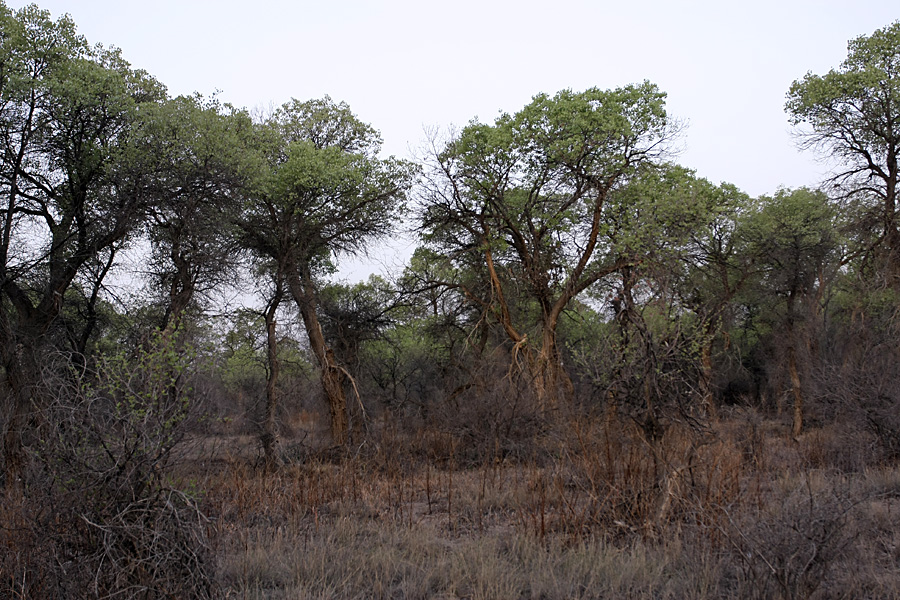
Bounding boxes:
788 342 804 438
697 318 719 421
161 241 195 332
261 289 282 467
1 349 30 484
883 151 899 284
481 231 574 409
0 326 42 486
71 247 119 359
786 291 804 438
287 263 350 446
532 314 574 409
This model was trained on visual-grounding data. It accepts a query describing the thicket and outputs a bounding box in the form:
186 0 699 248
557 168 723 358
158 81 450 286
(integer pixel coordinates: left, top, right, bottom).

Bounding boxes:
1 3 899 598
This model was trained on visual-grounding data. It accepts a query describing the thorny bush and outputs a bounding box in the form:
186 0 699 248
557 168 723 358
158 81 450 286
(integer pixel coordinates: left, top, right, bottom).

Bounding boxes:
0 335 219 599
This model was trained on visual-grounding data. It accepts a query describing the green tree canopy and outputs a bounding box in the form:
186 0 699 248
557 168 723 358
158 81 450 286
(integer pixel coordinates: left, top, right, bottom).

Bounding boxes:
419 83 682 406
786 21 900 279
139 94 255 332
0 3 167 479
743 188 842 436
238 96 416 444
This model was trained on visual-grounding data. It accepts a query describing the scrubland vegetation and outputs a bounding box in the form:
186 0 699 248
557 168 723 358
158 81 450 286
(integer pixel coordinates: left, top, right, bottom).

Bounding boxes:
2 3 900 598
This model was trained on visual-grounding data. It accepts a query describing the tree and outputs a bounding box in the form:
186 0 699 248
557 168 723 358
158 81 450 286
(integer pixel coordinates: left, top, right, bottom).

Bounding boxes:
743 188 841 437
140 94 253 333
786 21 900 282
419 83 678 408
669 180 754 416
0 4 166 480
239 97 416 445
319 276 396 379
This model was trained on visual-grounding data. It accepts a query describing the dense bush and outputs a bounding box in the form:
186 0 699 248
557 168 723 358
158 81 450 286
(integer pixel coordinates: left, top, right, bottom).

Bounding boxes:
0 339 218 599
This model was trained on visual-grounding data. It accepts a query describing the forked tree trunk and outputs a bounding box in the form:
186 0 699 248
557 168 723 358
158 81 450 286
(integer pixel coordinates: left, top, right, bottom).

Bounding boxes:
483 239 574 410
161 245 195 333
531 321 574 409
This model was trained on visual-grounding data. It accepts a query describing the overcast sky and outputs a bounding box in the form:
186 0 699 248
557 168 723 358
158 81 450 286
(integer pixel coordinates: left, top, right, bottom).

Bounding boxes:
6 0 899 278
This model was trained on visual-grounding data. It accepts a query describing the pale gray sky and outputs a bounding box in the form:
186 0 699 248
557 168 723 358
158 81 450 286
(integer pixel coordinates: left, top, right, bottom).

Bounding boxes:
6 0 898 278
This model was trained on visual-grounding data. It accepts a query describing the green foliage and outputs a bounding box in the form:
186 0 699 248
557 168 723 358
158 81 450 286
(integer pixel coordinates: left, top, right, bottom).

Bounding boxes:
0 1 166 317
786 21 900 148
604 165 742 262
138 94 255 328
786 21 900 275
420 83 678 342
320 276 394 363
235 96 417 446
241 96 417 270
360 317 452 409
513 82 669 179
274 95 382 154
744 188 841 298
22 333 218 598
220 310 269 386
41 333 197 478
424 83 674 276
0 0 174 480
219 309 312 387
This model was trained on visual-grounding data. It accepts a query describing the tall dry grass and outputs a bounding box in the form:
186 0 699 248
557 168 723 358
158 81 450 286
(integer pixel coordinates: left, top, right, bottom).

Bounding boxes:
198 409 900 599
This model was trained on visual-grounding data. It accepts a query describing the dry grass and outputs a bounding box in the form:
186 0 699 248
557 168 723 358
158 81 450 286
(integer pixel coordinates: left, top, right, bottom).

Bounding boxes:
193 411 900 599
9 406 895 598
218 518 722 600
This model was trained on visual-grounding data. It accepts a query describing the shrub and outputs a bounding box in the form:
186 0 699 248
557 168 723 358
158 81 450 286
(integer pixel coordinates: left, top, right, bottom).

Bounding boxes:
0 336 219 599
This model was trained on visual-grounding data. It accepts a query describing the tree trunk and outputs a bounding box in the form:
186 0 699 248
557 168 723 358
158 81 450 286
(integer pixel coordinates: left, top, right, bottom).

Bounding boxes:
161 246 195 332
261 292 282 467
2 369 27 484
532 318 573 409
788 342 804 438
1 338 36 486
320 349 350 445
786 291 804 438
883 164 899 285
697 318 719 421
287 264 350 446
